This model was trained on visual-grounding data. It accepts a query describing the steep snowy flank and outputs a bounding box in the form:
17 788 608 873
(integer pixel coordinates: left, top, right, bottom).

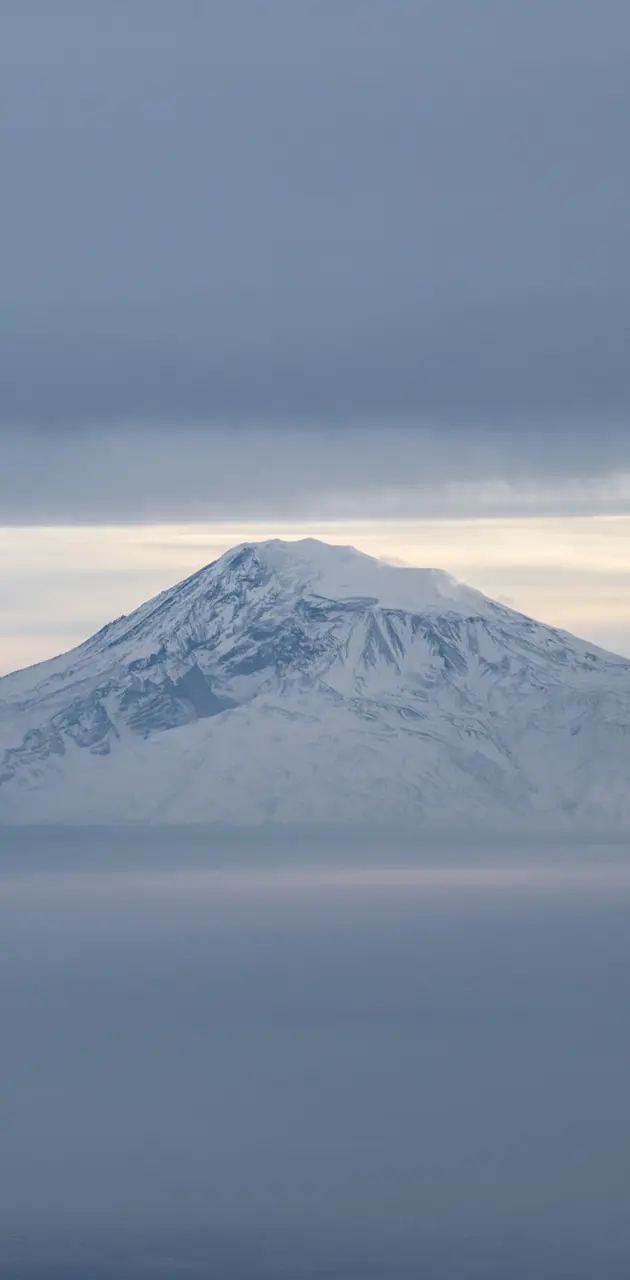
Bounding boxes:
1 538 629 829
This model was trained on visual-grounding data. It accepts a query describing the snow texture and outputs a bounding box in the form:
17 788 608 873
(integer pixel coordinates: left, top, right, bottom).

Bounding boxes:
1 538 629 830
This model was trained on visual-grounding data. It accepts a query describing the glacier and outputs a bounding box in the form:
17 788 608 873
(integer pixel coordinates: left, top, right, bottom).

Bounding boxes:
1 537 629 830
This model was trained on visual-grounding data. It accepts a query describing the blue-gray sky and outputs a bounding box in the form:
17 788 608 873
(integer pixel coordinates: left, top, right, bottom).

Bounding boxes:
1 0 629 522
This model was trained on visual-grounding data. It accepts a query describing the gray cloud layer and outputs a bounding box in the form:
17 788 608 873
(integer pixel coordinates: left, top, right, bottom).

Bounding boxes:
2 423 630 526
1 2 629 519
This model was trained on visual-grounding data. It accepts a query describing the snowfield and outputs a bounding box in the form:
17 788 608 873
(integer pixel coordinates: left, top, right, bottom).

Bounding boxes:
1 537 629 830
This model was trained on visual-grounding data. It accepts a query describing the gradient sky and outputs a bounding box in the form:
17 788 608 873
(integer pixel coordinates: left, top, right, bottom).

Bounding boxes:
1 1 629 669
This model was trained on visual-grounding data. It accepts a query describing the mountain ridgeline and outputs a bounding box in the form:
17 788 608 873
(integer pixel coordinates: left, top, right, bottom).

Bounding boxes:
1 538 629 830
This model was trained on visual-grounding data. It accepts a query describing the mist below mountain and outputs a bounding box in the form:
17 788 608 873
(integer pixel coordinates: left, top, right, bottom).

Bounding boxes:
2 833 630 1277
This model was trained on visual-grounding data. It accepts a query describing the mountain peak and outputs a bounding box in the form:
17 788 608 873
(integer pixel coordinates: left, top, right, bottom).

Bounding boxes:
214 536 489 617
2 537 630 830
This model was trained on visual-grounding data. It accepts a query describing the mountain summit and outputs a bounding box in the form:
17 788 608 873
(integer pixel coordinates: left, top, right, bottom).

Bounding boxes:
1 538 629 829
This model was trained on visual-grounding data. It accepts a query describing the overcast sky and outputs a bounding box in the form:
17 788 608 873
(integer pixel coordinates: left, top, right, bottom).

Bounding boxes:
1 2 629 665
1 0 629 518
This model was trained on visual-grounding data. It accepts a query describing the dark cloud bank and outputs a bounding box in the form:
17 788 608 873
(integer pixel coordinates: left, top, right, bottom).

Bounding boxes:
1 1 629 521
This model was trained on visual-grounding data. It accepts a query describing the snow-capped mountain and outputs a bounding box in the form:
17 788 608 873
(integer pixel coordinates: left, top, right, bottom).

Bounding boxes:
1 537 629 830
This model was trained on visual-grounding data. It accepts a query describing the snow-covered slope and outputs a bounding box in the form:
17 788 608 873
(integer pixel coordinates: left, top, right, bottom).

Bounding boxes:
1 537 629 830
